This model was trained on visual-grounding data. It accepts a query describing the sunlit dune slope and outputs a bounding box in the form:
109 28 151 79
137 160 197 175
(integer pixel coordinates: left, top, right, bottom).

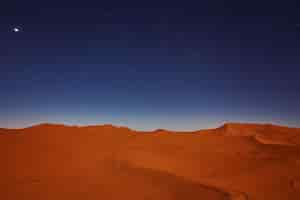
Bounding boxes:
1 122 300 200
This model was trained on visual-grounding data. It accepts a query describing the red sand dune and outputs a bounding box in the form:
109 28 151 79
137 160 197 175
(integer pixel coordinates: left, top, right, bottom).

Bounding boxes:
1 122 300 200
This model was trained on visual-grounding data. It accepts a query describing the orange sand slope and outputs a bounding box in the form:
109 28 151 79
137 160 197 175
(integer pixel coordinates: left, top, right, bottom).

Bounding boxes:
1 122 300 200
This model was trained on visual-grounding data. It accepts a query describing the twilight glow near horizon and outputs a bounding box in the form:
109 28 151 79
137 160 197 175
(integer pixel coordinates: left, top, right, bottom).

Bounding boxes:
0 1 299 130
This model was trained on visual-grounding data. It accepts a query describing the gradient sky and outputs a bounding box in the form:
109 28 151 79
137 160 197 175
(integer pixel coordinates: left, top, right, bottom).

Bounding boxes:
0 0 299 130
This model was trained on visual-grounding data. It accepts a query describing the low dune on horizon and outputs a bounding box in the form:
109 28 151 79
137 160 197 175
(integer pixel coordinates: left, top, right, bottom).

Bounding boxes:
1 122 300 200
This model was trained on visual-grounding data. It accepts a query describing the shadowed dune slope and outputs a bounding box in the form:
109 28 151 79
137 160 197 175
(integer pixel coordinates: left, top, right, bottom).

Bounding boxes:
1 122 300 200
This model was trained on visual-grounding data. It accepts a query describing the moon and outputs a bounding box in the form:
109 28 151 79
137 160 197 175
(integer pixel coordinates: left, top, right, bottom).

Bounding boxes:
13 27 20 32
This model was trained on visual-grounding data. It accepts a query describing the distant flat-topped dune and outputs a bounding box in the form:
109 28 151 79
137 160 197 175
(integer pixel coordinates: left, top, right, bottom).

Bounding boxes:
1 122 300 200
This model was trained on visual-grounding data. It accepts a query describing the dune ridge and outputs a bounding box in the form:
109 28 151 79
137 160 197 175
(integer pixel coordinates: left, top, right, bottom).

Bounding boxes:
1 122 300 199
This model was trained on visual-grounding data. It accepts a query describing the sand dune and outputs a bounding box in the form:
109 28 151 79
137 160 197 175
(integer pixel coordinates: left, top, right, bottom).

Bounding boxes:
1 122 300 199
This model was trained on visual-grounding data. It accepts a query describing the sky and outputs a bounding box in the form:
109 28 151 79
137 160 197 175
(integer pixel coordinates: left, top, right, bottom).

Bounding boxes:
0 0 300 130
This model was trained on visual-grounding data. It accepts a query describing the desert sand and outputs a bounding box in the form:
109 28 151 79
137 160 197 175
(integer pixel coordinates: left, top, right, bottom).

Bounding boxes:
1 122 300 200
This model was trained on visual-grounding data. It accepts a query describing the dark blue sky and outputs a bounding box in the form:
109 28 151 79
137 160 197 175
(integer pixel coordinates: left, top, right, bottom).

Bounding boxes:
0 0 299 130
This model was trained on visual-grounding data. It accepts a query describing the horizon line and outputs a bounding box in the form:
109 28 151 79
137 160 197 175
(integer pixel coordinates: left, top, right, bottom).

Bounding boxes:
1 121 299 132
